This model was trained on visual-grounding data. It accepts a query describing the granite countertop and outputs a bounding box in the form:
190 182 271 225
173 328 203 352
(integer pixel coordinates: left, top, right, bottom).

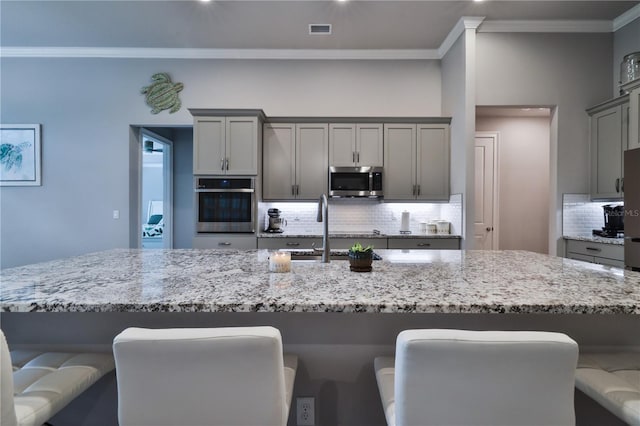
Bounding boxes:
258 232 461 239
563 235 625 245
1 249 638 314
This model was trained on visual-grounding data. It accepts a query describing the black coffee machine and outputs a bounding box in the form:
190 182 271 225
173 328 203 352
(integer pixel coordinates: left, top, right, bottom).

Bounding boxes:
593 204 624 237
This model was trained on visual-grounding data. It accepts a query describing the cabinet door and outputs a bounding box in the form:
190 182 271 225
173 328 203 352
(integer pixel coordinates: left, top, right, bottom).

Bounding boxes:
226 116 258 175
356 123 384 166
263 123 296 200
416 124 449 201
590 106 623 199
194 116 225 175
329 123 356 167
629 87 640 151
296 123 329 199
384 124 416 200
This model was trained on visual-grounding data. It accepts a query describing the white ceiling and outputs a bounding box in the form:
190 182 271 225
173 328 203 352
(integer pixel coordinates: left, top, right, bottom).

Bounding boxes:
1 0 638 51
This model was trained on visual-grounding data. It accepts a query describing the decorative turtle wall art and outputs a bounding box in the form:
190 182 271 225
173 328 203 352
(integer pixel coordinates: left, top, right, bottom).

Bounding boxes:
141 73 184 114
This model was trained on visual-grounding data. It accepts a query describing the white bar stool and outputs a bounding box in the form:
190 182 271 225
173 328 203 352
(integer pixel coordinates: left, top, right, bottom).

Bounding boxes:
374 329 579 426
113 326 298 426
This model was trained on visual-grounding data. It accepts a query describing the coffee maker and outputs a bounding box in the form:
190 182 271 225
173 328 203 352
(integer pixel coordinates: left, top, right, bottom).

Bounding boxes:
593 204 624 237
265 208 287 233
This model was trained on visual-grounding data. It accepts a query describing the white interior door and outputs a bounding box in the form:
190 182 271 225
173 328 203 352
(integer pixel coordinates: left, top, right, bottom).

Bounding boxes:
474 133 498 250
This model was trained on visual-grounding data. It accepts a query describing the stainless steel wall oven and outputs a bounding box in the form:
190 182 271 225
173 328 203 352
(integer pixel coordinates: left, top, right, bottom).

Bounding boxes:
195 177 255 233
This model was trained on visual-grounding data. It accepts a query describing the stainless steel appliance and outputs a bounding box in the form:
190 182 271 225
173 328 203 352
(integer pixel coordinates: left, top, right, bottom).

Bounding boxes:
265 208 287 233
195 177 255 233
624 148 640 270
593 204 624 237
329 166 383 198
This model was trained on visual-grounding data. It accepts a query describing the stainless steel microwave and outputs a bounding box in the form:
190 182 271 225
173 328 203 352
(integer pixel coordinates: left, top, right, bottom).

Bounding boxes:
329 166 383 198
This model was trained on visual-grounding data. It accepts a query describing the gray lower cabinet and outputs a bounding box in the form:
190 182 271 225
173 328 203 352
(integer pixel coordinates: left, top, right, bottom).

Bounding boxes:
258 237 322 250
387 238 460 250
565 239 624 268
193 235 257 249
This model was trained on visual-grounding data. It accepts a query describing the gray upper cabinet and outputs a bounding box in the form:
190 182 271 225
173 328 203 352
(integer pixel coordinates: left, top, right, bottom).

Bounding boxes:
630 87 640 151
193 115 259 175
329 123 383 167
384 123 450 201
589 98 629 200
263 123 328 200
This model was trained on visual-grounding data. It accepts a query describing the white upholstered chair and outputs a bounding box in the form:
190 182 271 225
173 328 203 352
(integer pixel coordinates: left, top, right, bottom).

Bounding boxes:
575 352 640 425
374 329 579 426
113 326 298 426
0 329 115 426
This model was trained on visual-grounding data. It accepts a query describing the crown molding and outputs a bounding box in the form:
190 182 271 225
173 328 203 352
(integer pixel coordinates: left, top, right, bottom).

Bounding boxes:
613 3 640 32
478 20 612 33
437 16 485 58
0 47 440 60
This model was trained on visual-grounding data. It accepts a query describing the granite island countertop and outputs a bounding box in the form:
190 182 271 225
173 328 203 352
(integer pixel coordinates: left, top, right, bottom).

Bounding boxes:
1 249 638 314
258 232 461 239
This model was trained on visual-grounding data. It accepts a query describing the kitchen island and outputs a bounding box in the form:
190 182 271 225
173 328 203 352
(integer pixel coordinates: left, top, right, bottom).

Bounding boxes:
1 249 639 426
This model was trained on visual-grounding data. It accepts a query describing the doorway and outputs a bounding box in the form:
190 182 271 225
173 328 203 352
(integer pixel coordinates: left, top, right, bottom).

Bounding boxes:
141 129 173 249
475 107 551 254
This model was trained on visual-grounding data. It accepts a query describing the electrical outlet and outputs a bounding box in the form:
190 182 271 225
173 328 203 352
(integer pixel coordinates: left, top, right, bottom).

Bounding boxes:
296 396 315 426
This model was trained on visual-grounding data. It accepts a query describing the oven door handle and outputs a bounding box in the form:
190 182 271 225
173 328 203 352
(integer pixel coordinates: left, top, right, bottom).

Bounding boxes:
195 188 255 193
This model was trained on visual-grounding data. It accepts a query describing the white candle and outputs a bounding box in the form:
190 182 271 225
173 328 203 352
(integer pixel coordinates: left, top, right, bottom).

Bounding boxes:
269 252 291 273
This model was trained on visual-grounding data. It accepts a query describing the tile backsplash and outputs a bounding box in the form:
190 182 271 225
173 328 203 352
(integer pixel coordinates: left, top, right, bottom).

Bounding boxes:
562 193 623 236
260 193 463 235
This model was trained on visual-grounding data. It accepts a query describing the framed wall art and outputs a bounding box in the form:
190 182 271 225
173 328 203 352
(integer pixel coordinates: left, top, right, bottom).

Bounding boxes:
0 124 41 186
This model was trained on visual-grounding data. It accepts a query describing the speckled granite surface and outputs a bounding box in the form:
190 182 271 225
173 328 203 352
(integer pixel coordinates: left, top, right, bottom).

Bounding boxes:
1 249 638 314
564 235 625 245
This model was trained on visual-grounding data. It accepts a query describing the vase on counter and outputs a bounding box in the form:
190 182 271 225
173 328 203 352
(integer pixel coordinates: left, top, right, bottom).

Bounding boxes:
348 250 373 272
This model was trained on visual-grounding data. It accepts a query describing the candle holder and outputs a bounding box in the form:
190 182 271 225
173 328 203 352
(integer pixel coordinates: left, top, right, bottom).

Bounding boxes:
269 252 291 273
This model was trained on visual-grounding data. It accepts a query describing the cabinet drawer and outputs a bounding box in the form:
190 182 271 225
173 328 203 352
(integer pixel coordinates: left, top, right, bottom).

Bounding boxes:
387 238 460 250
258 237 322 250
565 240 623 261
567 253 595 263
193 235 257 249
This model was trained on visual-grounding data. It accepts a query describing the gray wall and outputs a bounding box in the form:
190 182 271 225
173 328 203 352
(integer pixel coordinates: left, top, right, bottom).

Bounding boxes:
172 128 195 249
475 33 613 254
613 17 640 96
476 115 551 253
0 59 441 268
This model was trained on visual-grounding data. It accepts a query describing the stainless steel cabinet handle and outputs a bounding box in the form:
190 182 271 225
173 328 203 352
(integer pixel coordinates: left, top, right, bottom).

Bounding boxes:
357 152 360 163
486 227 494 232
586 247 601 252
225 158 229 170
353 152 356 163
220 158 225 171
615 178 620 192
412 185 416 195
621 178 624 192
292 185 295 196
286 242 300 247
417 243 431 247
417 185 421 196
218 242 232 246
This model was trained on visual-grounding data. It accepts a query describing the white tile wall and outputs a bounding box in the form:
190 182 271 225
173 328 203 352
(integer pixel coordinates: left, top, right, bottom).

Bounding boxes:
562 193 622 236
259 194 463 235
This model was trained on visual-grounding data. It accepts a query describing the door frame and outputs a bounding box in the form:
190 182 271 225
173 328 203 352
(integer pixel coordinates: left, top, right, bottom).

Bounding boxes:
140 128 173 249
475 131 500 250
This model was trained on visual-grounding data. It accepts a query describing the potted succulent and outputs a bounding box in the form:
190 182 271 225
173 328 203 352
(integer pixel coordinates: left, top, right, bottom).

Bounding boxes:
348 242 374 272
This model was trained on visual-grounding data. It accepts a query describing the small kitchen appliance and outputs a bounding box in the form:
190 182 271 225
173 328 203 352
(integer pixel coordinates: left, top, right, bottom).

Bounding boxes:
329 166 383 198
593 204 624 238
265 208 287 233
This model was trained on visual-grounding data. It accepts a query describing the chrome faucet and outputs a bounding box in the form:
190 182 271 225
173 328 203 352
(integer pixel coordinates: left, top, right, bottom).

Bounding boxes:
316 194 330 263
